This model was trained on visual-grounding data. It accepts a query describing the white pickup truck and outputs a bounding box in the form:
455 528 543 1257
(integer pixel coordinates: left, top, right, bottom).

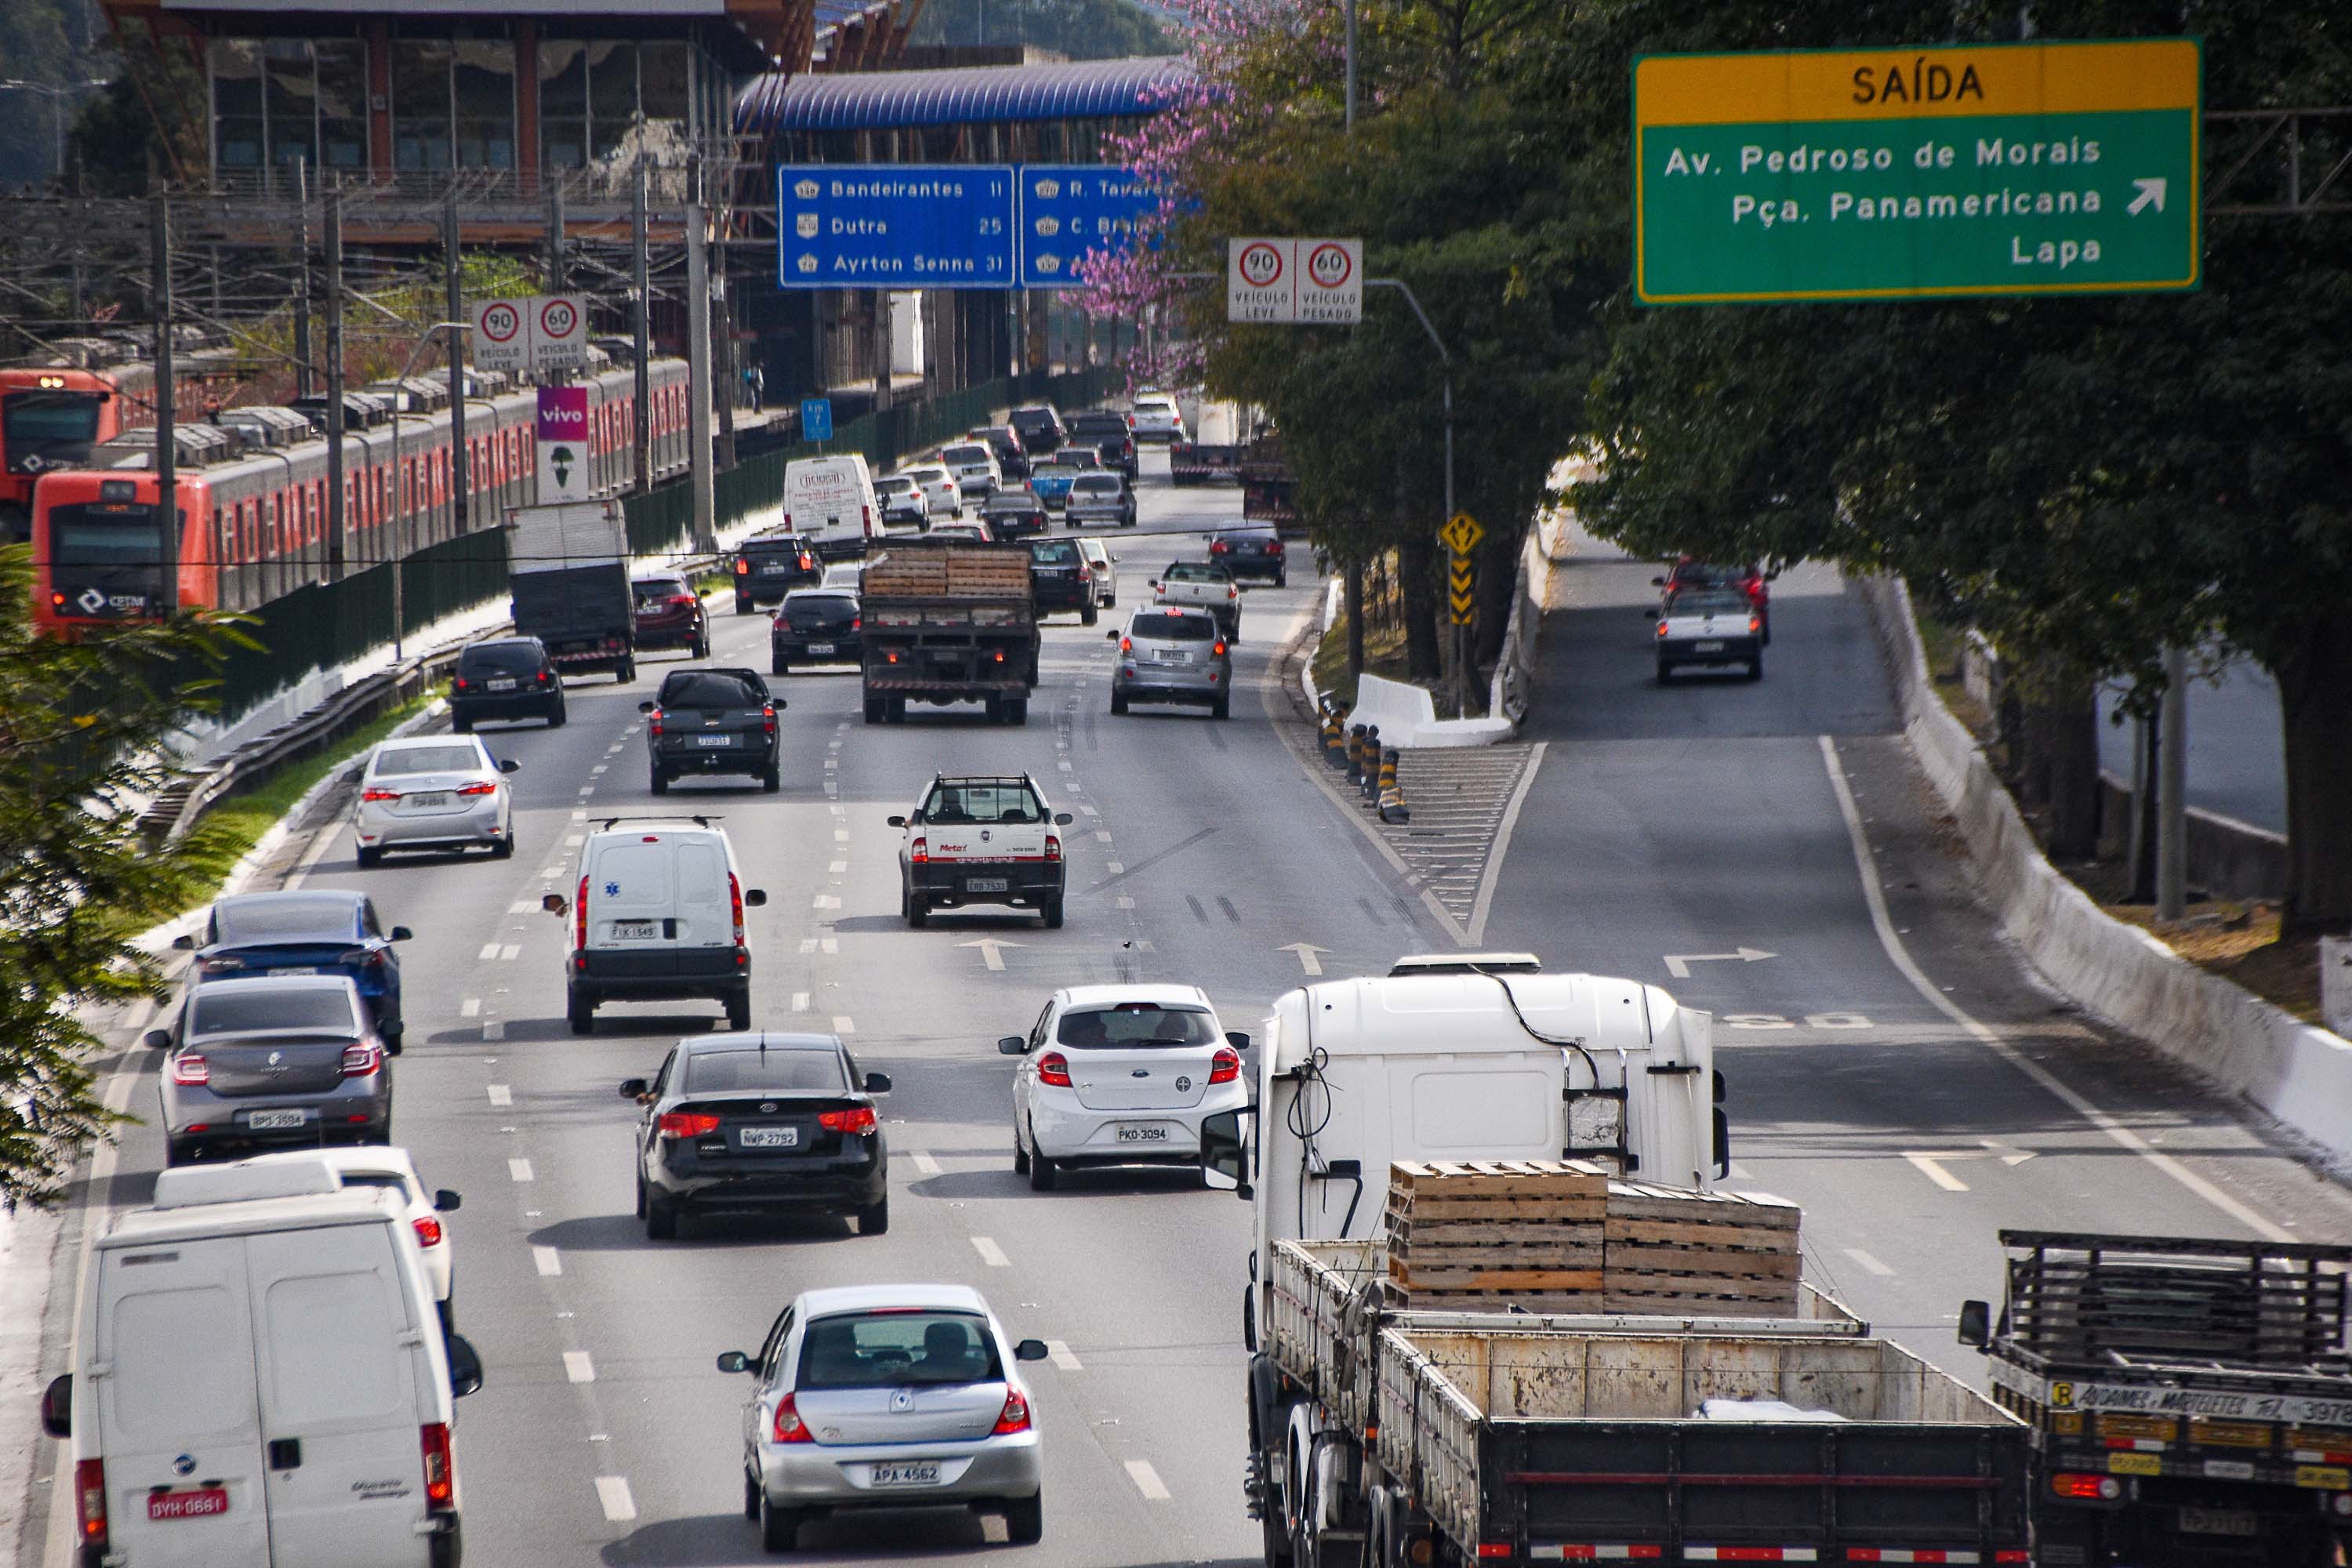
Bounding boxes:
1150 559 1241 637
888 774 1075 929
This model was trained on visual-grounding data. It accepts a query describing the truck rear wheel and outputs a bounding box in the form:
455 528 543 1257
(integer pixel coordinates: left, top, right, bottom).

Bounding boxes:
863 697 883 724
615 658 636 684
886 697 906 724
649 766 669 794
1006 698 1029 726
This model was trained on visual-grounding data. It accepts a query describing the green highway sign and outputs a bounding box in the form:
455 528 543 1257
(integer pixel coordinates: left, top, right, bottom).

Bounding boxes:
1632 38 2201 305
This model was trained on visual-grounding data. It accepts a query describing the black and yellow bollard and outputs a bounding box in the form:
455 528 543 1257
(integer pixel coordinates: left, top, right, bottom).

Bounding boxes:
1321 699 1350 770
1377 746 1410 824
1359 725 1383 802
1346 723 1368 785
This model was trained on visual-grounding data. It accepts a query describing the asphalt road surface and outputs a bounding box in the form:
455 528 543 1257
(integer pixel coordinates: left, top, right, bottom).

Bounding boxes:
21 482 2352 1568
2096 655 2286 833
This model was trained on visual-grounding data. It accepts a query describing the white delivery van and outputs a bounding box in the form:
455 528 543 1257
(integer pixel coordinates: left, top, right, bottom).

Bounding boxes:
545 815 768 1033
40 1160 485 1568
783 454 880 560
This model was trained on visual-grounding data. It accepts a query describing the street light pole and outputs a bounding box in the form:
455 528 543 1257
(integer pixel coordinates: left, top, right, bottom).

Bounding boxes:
387 321 471 664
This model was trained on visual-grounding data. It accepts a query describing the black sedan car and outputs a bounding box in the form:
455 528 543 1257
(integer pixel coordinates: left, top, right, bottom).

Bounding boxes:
1209 525 1288 586
148 975 395 1166
451 636 566 730
981 487 1050 541
172 890 412 1049
771 586 862 673
622 1033 891 1240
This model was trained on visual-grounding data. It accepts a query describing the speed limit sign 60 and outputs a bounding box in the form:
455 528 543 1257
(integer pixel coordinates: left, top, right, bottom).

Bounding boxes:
1297 239 1363 323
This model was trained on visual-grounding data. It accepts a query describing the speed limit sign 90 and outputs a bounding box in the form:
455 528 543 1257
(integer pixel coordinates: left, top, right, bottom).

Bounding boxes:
473 299 527 372
1227 237 1363 324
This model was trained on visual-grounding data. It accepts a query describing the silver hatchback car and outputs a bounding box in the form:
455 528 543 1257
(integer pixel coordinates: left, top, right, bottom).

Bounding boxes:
719 1283 1050 1551
1108 605 1232 720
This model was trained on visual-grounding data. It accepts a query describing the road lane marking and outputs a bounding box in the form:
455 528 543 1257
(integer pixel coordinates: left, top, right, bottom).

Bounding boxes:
482 1022 505 1042
960 938 1021 971
487 1084 512 1107
1125 1460 1171 1501
829 860 848 873
1844 1247 1896 1276
800 938 818 953
590 764 608 775
462 998 481 1017
499 944 520 961
565 1352 596 1383
1094 830 1113 843
833 1015 855 1033
1117 896 1135 909
1105 862 1123 874
1817 735 2292 1242
1662 946 1777 979
822 938 837 954
910 1151 942 1175
509 1158 534 1182
791 992 810 1012
595 1476 637 1522
1903 1152 1974 1192
813 895 840 909
971 1236 1009 1267
534 1246 562 1276
1047 1339 1082 1370
506 901 538 914
477 942 500 961
1276 943 1328 976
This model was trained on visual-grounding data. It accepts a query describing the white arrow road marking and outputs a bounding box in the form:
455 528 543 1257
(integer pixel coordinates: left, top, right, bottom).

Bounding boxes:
2129 176 2167 215
1980 1137 2036 1166
1277 942 1330 976
959 938 1024 971
1663 946 1777 978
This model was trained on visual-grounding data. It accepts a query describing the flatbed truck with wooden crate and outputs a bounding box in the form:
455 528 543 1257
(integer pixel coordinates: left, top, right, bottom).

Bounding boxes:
1195 955 2031 1568
1961 1230 2352 1566
857 539 1040 725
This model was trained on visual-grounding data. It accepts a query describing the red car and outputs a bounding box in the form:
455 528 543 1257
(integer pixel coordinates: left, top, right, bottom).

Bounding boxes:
1657 558 1769 644
632 573 711 659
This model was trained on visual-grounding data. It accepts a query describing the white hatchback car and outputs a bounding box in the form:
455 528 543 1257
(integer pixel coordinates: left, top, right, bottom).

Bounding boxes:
353 735 519 866
236 1146 462 1330
718 1283 1050 1552
895 463 960 518
1129 395 1186 444
999 985 1250 1189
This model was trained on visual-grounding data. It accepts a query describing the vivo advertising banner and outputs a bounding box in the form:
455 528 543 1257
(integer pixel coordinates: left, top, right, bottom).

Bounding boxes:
535 387 591 503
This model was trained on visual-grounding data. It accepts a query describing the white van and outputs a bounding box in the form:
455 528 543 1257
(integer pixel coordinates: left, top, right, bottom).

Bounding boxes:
783 454 880 560
40 1160 484 1568
544 815 768 1033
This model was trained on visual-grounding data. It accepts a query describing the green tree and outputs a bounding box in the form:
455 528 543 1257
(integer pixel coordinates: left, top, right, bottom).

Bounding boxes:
910 0 1171 58
0 546 244 1209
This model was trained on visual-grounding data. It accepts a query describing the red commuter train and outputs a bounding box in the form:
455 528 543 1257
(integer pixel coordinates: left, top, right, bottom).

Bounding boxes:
30 356 689 630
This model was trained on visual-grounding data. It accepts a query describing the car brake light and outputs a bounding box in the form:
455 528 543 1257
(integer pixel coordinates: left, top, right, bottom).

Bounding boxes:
1120 636 1132 652
74 1458 107 1548
1213 640 1228 657
1077 565 1091 580
420 1422 455 1511
862 504 873 534
1037 1051 1073 1087
819 1105 878 1135
362 787 402 802
1656 620 1669 637
1749 615 1762 634
536 669 551 684
412 1214 444 1247
800 553 814 570
2051 1472 2123 1501
735 558 750 574
172 1052 209 1087
1269 540 1284 554
730 873 746 946
909 836 927 863
1228 584 1240 600
453 677 469 691
648 706 664 737
341 1042 383 1077
851 615 862 631
659 1111 721 1138
1210 1047 1241 1084
456 780 498 797
771 1392 813 1443
762 703 776 736
1044 833 1062 862
1210 539 1229 553
575 874 589 952
992 1386 1033 1436
672 594 695 608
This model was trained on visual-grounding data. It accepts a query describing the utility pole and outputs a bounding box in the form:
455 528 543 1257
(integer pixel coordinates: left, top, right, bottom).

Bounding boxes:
1345 0 1359 129
873 290 894 412
151 194 176 615
684 157 717 552
324 187 346 579
292 162 314 400
716 276 736 468
546 179 567 294
444 191 468 535
1367 278 1457 711
632 160 652 493
2157 645 2189 920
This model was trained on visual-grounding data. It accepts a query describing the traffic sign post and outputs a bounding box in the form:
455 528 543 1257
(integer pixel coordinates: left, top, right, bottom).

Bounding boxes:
777 165 1016 289
1632 38 2201 304
800 397 833 444
472 294 589 375
1226 237 1364 323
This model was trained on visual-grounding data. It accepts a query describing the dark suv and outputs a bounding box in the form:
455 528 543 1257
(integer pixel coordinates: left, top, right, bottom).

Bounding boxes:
732 533 820 615
452 636 565 729
641 667 783 793
1027 538 1097 625
771 586 862 673
967 424 1030 482
633 574 712 658
1065 412 1138 480
1007 405 1065 456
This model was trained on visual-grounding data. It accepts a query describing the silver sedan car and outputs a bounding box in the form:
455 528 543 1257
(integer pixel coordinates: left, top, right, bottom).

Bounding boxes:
720 1283 1050 1551
1108 605 1232 719
352 735 519 866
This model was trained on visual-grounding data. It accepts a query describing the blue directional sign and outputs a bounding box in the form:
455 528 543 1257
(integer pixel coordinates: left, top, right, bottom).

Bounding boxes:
777 165 1015 289
800 397 833 441
1016 165 1160 289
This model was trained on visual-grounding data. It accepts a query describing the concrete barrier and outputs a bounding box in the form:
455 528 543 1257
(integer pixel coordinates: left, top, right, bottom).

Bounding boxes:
1346 673 1515 749
1858 572 2352 1163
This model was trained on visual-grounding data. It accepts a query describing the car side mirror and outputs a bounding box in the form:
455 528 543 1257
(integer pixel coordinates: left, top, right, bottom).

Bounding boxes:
1200 1108 1253 1198
143 1029 172 1051
863 1072 891 1094
1105 629 1120 641
619 1077 648 1098
171 933 196 951
1054 812 1073 826
1013 1339 1049 1363
716 1350 753 1374
1713 1106 1731 1179
390 926 413 942
40 1374 70 1439
997 1035 1029 1056
637 700 655 713
1146 579 1159 589
447 1334 485 1398
742 888 768 909
543 894 569 917
1958 1299 1992 1350
774 698 787 710
1650 575 1666 586
696 590 708 599
432 1189 462 1213
887 815 907 828
1225 1030 1251 1051
1644 608 1659 619
499 759 520 775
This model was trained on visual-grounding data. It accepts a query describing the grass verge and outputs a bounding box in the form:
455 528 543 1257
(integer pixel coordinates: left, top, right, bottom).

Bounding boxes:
1308 604 1414 711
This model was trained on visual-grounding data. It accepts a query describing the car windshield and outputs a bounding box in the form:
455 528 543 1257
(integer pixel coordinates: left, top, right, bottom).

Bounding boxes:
878 477 916 495
459 642 543 674
1670 590 1754 618
1131 614 1215 642
904 468 947 483
923 782 1044 824
785 590 855 610
213 897 356 944
683 1048 848 1094
191 986 359 1037
1057 1002 1220 1048
1029 541 1079 565
660 673 762 707
799 1310 1004 1390
1034 459 1083 474
1073 476 1121 495
371 744 483 776
634 578 688 597
743 539 805 561
941 445 989 465
985 495 1037 513
1166 563 1229 583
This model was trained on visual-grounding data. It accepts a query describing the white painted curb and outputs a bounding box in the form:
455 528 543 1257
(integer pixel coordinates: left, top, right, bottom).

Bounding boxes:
1859 573 2352 1161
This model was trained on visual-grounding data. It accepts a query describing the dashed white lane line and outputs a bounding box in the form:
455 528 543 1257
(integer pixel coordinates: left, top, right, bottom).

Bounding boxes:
1844 1247 1896 1277
486 1084 512 1107
1105 862 1124 875
822 937 837 954
1094 830 1112 843
499 944 521 961
833 1014 855 1034
1077 803 1098 816
509 1158 535 1182
1125 1460 1171 1501
834 829 850 843
595 1476 637 1523
911 1152 942 1176
482 1021 506 1042
971 1236 1009 1268
829 860 848 873
477 941 499 961
564 1351 596 1383
791 991 810 1013
1047 1339 1082 1371
812 895 840 909
506 900 538 914
800 938 817 953
533 1246 562 1277
1116 897 1135 909
461 998 481 1018
590 764 608 775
